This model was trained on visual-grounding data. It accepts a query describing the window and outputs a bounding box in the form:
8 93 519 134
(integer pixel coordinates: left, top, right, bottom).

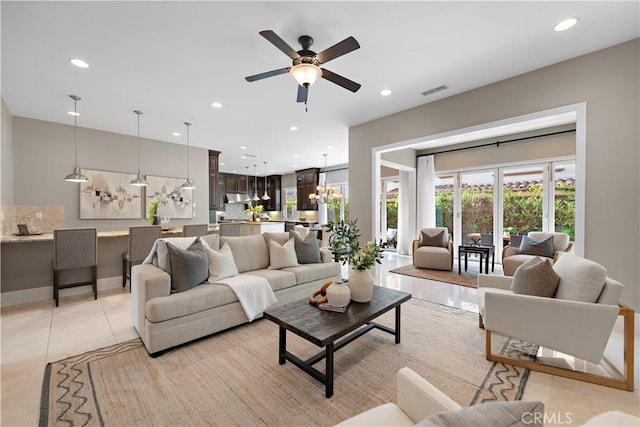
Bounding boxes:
327 183 349 223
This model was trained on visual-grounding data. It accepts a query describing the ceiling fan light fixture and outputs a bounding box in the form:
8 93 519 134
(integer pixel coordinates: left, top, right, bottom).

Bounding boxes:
290 63 322 87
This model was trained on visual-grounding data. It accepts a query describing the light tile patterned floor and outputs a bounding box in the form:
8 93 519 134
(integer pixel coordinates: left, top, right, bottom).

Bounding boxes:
1 253 638 426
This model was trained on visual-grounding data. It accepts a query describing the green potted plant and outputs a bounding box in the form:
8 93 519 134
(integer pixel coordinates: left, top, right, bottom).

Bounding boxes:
148 199 160 225
326 219 386 302
244 204 264 221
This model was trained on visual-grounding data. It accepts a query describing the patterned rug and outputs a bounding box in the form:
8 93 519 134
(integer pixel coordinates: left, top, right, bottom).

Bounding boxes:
389 264 480 288
40 299 536 426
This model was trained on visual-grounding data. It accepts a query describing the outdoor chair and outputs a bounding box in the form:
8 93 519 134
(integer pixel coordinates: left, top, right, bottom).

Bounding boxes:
122 225 161 290
53 228 98 307
386 228 398 248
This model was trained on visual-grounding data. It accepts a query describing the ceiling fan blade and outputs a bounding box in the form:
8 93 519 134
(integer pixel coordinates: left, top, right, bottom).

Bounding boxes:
320 68 361 93
259 30 300 60
316 36 360 64
245 67 291 82
296 85 308 103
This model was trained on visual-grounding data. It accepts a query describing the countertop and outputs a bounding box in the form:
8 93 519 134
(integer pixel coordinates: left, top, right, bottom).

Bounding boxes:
1 225 220 244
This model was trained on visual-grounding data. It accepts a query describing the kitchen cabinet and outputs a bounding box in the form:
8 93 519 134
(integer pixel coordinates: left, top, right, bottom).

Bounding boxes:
296 168 319 211
256 175 281 211
208 150 221 210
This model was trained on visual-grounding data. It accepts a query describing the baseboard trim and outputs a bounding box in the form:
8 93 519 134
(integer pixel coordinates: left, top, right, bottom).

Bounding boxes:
1 277 122 307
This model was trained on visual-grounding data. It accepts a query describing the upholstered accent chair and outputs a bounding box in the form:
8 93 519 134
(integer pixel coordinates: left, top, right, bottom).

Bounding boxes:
502 231 573 276
477 253 634 391
412 227 453 271
182 223 209 237
53 228 98 306
122 225 161 289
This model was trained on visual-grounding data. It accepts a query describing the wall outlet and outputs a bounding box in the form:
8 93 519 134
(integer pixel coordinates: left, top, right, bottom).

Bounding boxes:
35 212 43 220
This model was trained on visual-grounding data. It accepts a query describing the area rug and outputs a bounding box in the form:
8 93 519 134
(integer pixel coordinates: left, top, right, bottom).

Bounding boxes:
40 299 536 427
389 264 479 288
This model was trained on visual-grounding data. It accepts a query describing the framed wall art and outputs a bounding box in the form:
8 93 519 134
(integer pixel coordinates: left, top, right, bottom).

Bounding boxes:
80 169 143 219
145 175 193 219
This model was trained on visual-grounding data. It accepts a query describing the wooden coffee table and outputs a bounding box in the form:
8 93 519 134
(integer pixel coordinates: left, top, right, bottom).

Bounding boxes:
263 286 411 398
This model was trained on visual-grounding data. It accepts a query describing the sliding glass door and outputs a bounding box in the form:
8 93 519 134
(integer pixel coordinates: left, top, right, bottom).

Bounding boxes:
436 159 575 262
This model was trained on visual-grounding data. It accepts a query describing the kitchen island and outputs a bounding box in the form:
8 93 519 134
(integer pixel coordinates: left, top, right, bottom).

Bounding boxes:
219 221 285 237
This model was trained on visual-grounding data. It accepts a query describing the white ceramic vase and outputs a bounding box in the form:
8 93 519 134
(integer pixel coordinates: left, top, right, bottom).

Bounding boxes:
326 281 351 308
348 268 374 303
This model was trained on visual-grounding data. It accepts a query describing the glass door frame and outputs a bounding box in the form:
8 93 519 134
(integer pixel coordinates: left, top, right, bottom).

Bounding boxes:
440 157 575 262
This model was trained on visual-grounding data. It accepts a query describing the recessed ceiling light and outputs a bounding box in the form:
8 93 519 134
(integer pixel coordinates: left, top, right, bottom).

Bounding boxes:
241 155 247 159
69 58 89 68
240 146 247 150
220 162 225 166
232 170 237 173
293 154 299 158
290 126 298 131
328 146 333 149
172 132 181 136
293 165 298 168
554 17 579 32
270 169 274 173
67 111 80 116
211 102 222 108
380 89 392 96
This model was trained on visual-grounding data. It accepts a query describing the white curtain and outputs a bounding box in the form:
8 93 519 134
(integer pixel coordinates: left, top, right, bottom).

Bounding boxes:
417 155 435 230
397 170 416 255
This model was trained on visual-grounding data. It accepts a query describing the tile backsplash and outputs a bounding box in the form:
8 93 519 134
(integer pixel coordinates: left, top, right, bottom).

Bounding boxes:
1 205 65 236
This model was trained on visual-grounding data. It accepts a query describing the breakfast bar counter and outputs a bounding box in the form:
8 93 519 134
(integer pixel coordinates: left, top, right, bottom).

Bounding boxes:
0 225 220 303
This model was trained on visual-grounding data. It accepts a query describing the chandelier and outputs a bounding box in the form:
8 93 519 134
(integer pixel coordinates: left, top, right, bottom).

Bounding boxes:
309 154 343 204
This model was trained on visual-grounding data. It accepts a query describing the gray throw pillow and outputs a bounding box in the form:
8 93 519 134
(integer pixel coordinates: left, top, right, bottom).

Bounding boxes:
289 230 321 264
420 229 445 247
519 235 555 258
167 239 208 293
417 401 545 427
511 256 560 298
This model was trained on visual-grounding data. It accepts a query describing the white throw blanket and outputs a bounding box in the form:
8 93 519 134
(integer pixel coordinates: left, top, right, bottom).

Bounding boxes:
215 274 277 321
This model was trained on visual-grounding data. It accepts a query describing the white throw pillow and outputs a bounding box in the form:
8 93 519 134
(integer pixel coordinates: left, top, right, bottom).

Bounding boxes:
269 238 299 269
203 242 239 282
553 253 606 303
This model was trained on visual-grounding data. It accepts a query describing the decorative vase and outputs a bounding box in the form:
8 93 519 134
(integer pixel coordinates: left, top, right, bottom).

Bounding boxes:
348 268 374 303
152 215 160 225
326 281 351 308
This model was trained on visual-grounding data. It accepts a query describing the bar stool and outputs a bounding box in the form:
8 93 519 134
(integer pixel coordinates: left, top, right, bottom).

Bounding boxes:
53 228 98 307
122 225 161 289
182 224 209 237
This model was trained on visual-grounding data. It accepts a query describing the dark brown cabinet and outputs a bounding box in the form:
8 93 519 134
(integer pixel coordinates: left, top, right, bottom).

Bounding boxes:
296 168 319 211
259 175 281 211
208 150 221 210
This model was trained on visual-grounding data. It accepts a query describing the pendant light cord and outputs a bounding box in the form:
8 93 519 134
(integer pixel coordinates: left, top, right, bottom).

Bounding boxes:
73 98 78 168
136 111 141 172
185 122 191 179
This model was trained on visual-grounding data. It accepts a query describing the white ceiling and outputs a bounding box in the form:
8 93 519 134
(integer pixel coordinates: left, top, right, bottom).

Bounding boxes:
2 1 638 175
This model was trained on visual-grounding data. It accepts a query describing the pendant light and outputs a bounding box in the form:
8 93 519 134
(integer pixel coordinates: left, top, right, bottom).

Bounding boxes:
308 153 342 204
252 164 260 201
180 122 196 189
243 166 252 202
130 110 148 186
261 161 271 200
64 95 89 182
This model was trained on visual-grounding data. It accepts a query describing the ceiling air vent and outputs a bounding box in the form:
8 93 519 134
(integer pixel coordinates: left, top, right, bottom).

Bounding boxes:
422 85 448 97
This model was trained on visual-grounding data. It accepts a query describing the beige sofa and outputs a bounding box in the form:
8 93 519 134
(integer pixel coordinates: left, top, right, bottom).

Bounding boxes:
132 232 341 355
502 231 573 276
336 368 638 426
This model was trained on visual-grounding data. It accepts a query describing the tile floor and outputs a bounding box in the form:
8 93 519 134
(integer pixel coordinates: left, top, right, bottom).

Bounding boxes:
1 253 638 426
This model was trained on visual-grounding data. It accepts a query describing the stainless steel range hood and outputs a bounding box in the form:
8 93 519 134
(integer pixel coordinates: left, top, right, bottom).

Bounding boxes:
226 193 246 203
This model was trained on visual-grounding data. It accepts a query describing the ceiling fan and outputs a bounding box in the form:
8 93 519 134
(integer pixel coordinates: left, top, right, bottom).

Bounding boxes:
245 30 361 106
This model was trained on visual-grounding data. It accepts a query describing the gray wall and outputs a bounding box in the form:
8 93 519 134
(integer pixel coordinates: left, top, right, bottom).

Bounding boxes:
10 116 209 230
349 39 639 310
1 98 14 204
